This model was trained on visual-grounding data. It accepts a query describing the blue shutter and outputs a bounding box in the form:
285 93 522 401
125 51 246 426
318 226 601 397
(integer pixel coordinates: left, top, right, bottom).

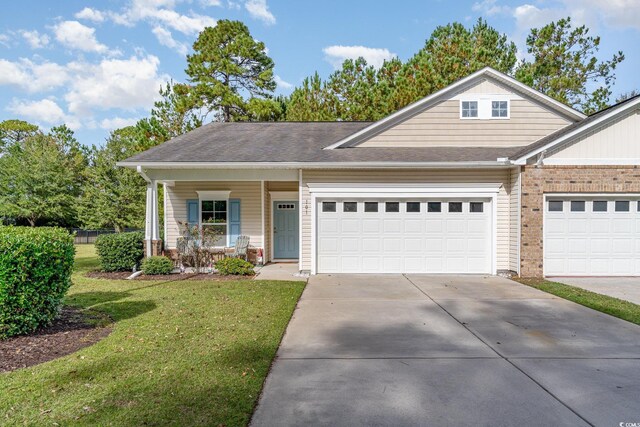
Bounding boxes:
186 199 199 225
229 199 241 246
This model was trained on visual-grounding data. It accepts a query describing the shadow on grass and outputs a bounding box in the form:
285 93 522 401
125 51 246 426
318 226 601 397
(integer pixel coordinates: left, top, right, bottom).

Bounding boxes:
66 291 157 323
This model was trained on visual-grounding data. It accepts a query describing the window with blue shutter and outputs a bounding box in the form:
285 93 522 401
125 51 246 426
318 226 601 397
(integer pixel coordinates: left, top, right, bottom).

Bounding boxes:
228 199 241 246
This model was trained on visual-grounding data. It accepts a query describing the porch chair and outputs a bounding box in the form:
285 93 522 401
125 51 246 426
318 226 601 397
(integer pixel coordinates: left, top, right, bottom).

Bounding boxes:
229 235 250 260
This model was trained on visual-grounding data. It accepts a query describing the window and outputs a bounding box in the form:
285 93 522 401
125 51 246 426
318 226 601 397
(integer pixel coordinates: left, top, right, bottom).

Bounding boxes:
343 202 357 212
470 202 484 213
201 200 227 246
593 201 607 212
277 203 295 210
461 101 478 118
548 201 563 212
448 202 463 213
385 202 399 212
322 201 336 212
615 201 630 212
571 201 585 212
406 202 420 213
491 101 508 118
427 202 441 213
364 202 378 212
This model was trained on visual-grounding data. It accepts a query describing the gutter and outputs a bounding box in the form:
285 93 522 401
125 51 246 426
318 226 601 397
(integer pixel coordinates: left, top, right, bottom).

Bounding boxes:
118 160 515 169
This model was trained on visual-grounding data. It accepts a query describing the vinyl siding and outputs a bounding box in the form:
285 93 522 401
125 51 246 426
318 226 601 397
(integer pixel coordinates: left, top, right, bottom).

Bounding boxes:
546 109 640 162
509 167 521 273
165 181 263 250
301 169 513 272
359 79 571 148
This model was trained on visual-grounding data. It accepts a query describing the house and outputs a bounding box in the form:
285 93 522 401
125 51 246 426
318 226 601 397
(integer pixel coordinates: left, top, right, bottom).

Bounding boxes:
119 67 640 277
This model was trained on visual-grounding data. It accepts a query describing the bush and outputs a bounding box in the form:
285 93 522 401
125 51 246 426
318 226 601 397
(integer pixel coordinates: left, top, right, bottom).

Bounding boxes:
95 231 144 272
142 256 174 275
215 257 255 276
0 226 75 339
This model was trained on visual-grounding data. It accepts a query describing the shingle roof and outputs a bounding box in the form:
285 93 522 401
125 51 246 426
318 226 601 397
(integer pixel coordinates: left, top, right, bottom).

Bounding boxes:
510 94 640 160
123 121 522 164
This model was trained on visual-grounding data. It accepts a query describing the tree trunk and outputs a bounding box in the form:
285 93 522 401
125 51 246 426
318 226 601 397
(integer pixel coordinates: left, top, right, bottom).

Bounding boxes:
28 218 35 227
114 224 123 233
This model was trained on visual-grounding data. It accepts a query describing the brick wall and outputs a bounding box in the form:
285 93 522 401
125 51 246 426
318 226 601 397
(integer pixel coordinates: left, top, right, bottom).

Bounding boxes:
520 165 640 277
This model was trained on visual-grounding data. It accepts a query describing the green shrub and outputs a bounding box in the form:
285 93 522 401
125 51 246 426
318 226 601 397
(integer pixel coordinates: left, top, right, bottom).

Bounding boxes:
142 256 174 275
215 257 255 276
0 226 75 339
95 231 144 272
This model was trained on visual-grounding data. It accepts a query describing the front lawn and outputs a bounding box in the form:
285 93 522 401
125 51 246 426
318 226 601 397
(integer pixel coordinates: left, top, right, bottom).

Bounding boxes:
516 277 640 326
0 245 305 426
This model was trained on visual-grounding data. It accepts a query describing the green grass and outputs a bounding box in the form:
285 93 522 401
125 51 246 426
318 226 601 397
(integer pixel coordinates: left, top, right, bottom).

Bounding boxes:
516 277 640 326
0 245 306 426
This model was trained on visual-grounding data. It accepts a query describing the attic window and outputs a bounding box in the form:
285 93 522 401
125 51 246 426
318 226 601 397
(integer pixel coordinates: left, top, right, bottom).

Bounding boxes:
492 101 509 117
461 101 478 118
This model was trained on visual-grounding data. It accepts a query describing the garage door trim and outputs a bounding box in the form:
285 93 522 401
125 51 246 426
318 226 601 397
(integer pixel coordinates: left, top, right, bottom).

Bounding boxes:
308 183 502 275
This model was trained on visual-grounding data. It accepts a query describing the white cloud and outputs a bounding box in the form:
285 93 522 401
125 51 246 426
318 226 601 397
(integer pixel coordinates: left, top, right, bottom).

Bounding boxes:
472 0 510 16
0 59 68 92
20 30 49 49
152 26 188 55
53 21 112 54
274 74 292 90
0 33 10 47
245 0 275 25
323 45 396 69
75 7 106 22
99 116 139 130
108 0 216 35
201 0 222 6
7 98 68 125
64 54 168 116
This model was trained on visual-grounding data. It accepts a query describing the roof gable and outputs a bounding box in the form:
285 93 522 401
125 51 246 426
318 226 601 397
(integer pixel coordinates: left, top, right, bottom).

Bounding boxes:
324 67 586 150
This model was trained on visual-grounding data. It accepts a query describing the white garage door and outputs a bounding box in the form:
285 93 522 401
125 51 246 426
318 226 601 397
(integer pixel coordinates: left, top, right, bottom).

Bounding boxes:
544 197 640 276
317 199 492 274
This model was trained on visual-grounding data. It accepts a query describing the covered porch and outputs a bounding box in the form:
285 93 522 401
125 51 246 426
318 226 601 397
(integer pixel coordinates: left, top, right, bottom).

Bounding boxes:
140 167 302 268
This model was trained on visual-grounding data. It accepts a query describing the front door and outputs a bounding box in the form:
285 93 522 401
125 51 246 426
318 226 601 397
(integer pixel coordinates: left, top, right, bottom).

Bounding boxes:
273 201 299 259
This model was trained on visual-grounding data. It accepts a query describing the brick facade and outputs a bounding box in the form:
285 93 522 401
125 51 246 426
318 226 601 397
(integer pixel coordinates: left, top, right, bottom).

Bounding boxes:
520 165 640 277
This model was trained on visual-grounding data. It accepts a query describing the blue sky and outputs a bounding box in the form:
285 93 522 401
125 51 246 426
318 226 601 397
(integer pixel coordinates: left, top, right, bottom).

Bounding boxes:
1 0 639 147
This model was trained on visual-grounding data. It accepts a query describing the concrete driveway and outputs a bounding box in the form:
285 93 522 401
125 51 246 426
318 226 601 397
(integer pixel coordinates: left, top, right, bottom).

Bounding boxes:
251 274 640 427
552 277 640 305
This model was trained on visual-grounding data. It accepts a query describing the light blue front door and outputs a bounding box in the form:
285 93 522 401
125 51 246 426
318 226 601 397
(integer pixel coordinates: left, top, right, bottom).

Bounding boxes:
273 201 299 259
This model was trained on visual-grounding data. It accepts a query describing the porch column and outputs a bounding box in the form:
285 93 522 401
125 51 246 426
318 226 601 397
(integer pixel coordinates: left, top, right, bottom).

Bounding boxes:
144 180 160 257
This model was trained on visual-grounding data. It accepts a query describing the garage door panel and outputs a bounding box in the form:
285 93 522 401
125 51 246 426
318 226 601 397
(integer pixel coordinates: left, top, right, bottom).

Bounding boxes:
544 196 640 276
317 198 491 274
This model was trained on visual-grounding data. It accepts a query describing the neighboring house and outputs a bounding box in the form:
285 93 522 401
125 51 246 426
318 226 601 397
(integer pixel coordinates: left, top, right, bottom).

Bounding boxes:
119 67 640 277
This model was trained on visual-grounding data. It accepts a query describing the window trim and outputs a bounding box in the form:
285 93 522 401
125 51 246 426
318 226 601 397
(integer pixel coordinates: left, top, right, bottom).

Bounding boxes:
199 199 229 247
196 191 231 247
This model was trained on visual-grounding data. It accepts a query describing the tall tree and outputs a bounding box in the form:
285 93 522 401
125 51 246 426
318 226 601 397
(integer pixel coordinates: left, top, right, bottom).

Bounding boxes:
515 17 624 114
0 119 39 154
616 90 640 103
0 125 86 226
78 127 147 232
286 72 337 121
394 19 517 107
184 20 277 122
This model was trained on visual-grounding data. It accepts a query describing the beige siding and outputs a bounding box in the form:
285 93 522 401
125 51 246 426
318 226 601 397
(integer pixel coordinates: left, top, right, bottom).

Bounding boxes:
301 169 513 272
547 109 640 162
509 167 521 273
268 181 298 191
359 78 572 148
165 181 263 249
264 183 271 261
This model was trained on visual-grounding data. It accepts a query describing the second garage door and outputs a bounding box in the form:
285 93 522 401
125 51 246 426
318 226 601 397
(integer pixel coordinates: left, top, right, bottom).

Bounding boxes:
317 199 492 274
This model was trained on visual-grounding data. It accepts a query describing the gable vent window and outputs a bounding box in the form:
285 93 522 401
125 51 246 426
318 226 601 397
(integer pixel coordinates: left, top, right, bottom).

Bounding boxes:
461 101 478 118
491 101 509 118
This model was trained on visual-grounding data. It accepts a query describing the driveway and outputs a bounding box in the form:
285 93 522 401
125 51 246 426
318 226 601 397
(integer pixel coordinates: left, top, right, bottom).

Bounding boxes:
251 274 640 427
551 277 640 305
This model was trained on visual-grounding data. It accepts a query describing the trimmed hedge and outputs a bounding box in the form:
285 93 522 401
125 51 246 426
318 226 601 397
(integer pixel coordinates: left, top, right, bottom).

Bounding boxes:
215 257 255 276
0 226 75 339
95 231 144 272
142 256 174 275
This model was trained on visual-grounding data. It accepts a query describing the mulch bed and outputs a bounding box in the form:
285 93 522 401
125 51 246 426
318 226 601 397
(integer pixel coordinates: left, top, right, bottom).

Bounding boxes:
0 307 112 373
85 271 254 281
